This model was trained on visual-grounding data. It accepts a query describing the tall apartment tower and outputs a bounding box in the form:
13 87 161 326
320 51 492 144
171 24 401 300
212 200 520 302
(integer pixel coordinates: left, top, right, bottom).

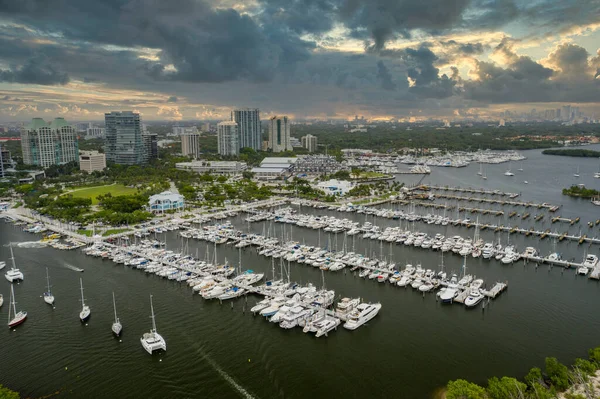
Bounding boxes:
0 143 4 178
181 132 201 158
21 117 78 167
301 134 318 152
104 111 148 165
217 121 239 156
231 108 261 151
268 116 292 153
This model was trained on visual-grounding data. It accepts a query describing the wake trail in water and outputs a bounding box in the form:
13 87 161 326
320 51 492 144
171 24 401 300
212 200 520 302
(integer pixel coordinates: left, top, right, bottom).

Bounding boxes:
195 345 258 399
9 241 48 248
63 262 84 272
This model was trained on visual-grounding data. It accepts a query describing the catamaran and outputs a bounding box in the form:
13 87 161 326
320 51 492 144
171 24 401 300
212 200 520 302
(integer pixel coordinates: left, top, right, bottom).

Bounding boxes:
111 292 122 336
5 244 24 283
43 268 55 305
79 278 91 322
8 285 27 328
141 295 166 354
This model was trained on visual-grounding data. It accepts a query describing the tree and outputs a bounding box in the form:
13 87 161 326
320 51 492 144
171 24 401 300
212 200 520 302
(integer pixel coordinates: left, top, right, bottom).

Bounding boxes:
588 347 600 365
0 384 20 399
446 379 487 399
524 367 544 388
573 358 596 376
486 376 526 399
242 171 255 180
545 357 570 391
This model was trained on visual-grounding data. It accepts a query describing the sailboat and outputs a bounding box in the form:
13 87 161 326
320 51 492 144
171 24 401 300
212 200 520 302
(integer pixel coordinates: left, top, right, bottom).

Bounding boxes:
482 165 487 180
111 292 122 336
5 244 24 283
43 268 55 305
79 278 91 322
574 165 580 178
477 163 483 176
518 162 524 172
140 295 166 354
8 285 27 328
504 161 514 176
594 160 600 178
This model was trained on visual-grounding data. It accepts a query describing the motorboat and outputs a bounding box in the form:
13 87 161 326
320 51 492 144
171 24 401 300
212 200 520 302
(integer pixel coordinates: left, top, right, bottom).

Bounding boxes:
583 254 599 268
279 306 312 329
112 292 122 336
438 287 459 303
418 281 435 292
577 266 590 275
0 261 5 270
250 298 271 314
397 275 412 287
7 285 27 328
314 317 341 338
343 303 382 330
481 243 495 259
79 278 91 322
140 295 166 354
334 297 360 320
464 289 484 307
260 297 286 317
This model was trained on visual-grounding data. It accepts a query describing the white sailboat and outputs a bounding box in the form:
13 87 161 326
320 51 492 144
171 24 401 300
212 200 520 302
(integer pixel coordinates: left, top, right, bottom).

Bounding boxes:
111 292 122 336
504 161 514 176
43 268 55 305
574 165 580 178
79 278 91 322
4 244 24 283
0 294 3 308
517 162 524 172
482 166 487 180
140 295 166 354
8 285 27 328
477 163 483 176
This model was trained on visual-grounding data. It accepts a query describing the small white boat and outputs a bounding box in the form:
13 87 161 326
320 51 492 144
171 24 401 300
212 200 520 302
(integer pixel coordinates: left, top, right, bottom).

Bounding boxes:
438 287 459 303
79 278 91 322
43 268 55 306
0 261 5 270
8 285 27 328
314 317 341 338
464 289 484 308
0 293 3 308
523 181 528 184
140 295 166 354
111 292 122 336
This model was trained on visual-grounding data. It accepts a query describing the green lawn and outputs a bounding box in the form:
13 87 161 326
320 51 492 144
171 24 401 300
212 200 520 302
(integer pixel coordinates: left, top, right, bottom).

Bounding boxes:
68 184 138 204
102 228 131 236
77 229 93 237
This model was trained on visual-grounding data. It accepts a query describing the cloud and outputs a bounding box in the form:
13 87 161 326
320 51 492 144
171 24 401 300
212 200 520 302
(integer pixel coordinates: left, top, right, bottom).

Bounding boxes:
167 96 178 103
544 43 592 80
156 105 183 120
376 61 397 90
0 56 69 85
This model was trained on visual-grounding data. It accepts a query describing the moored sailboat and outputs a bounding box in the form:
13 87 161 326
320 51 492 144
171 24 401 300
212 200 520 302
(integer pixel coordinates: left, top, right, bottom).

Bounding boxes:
112 292 122 336
43 268 55 305
140 295 166 354
8 285 27 328
79 278 91 322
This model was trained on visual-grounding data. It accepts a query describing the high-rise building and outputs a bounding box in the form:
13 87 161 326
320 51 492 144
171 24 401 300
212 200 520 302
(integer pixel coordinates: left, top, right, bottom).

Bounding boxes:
171 126 198 136
104 111 147 165
217 121 239 156
76 122 92 132
143 133 158 162
561 105 571 121
0 143 4 178
86 127 105 138
268 116 292 153
181 132 201 158
301 134 318 152
231 108 261 151
21 118 79 167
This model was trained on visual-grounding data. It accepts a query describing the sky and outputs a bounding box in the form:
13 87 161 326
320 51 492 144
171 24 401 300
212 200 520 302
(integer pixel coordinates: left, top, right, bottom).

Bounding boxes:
0 0 599 122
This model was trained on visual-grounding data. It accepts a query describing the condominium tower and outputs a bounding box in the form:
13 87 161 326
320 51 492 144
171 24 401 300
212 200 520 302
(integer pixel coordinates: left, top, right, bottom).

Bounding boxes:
217 121 239 156
181 131 201 158
268 116 292 153
231 108 261 151
104 111 148 165
301 134 318 152
21 117 78 167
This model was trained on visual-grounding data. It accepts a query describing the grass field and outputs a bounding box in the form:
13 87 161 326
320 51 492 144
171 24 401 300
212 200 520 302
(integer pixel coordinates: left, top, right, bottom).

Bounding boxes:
68 184 137 204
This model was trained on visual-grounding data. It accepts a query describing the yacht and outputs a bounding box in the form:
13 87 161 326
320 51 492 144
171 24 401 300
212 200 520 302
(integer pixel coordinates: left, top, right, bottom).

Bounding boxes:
279 306 312 329
260 297 286 317
43 268 55 305
481 243 495 259
314 317 341 338
7 285 27 328
79 278 91 322
111 292 122 336
438 287 459 303
5 245 24 283
504 170 514 176
141 295 166 354
250 298 272 314
464 289 484 308
335 297 360 320
343 303 382 330
583 254 599 268
0 294 3 308
0 261 5 270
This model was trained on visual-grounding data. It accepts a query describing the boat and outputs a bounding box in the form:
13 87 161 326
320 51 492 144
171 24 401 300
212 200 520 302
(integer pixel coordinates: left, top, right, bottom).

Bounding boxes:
464 289 484 308
574 165 580 178
592 197 600 206
314 317 341 338
0 294 3 308
0 261 5 270
140 295 166 354
43 268 55 305
477 163 483 176
438 287 459 303
79 278 91 322
343 303 382 330
583 254 598 268
4 245 24 283
524 181 529 184
7 285 27 328
111 292 122 336
504 162 514 176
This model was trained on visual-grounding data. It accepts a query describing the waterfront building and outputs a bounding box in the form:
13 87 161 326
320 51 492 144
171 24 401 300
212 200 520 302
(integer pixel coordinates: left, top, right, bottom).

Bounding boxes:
79 151 106 173
217 121 239 156
268 116 292 153
231 108 261 151
148 191 185 213
105 111 148 165
21 117 78 167
301 134 318 152
175 160 247 175
316 179 353 196
181 132 201 158
295 155 344 174
252 157 297 180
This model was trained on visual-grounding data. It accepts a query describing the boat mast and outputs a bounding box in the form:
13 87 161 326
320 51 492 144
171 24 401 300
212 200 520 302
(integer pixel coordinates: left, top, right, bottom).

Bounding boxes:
9 244 16 271
46 267 51 294
150 295 157 333
112 292 118 323
80 278 85 307
8 285 14 323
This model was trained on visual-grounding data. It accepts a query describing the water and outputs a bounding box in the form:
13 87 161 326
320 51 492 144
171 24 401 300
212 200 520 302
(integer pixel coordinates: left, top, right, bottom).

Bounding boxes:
1 146 599 398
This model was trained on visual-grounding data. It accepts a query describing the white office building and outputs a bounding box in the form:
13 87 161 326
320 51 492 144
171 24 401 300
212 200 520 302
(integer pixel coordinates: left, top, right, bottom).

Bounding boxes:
231 108 261 151
86 127 105 138
217 121 239 156
176 160 247 175
79 151 106 173
268 116 292 153
181 132 201 158
21 118 79 167
301 134 318 152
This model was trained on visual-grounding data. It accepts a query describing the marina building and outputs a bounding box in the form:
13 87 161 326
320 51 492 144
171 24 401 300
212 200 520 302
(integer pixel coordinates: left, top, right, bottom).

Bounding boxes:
252 157 297 180
21 117 79 167
148 191 185 213
79 151 106 173
217 121 239 156
301 134 318 152
175 160 247 175
231 108 261 151
315 179 353 196
105 111 147 165
181 132 202 158
294 155 344 175
268 116 292 153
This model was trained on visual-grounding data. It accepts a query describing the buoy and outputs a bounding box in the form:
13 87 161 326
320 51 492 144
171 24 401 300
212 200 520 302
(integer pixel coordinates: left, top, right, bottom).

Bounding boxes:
65 367 68 371
248 359 251 363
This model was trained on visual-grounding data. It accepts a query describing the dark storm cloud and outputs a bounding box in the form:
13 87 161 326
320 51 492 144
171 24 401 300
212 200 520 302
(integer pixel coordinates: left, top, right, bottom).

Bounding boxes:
376 61 396 91
0 56 69 85
440 41 487 56
167 96 178 103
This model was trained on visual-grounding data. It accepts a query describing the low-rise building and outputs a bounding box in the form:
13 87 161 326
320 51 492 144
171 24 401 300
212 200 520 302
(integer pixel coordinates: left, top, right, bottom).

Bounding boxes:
175 160 247 175
148 191 185 213
315 179 353 196
252 157 297 180
79 151 106 173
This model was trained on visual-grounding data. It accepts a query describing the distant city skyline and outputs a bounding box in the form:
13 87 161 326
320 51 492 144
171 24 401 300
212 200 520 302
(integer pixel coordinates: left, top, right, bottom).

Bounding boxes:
0 0 599 122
